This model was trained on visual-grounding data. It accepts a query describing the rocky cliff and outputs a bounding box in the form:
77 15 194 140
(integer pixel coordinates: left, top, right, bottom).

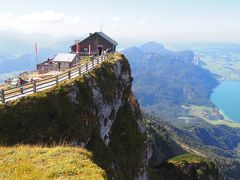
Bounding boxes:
0 54 148 179
0 53 219 180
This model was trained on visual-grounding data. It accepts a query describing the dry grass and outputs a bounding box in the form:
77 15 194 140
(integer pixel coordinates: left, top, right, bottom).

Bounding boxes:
0 146 106 180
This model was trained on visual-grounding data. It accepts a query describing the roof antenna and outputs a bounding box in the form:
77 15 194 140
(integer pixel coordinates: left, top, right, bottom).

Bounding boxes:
100 24 104 32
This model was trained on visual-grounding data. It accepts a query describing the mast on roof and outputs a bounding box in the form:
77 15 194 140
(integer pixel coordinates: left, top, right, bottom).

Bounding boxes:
100 24 104 32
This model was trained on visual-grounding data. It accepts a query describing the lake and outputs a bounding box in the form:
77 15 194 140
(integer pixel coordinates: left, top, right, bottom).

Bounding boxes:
211 81 240 122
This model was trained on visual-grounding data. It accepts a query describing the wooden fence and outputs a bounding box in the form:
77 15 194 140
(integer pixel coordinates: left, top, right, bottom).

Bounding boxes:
0 55 107 104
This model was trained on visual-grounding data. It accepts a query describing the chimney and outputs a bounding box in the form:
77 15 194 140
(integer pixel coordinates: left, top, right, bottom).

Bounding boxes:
89 33 93 36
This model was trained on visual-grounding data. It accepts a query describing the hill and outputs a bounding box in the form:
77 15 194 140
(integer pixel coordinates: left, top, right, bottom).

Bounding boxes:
123 42 219 122
167 43 240 81
0 53 219 179
0 54 148 179
149 154 219 180
145 113 240 180
123 42 240 179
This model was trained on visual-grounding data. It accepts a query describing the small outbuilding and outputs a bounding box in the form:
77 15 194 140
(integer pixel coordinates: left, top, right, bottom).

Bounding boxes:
52 53 81 70
37 59 58 74
71 32 118 56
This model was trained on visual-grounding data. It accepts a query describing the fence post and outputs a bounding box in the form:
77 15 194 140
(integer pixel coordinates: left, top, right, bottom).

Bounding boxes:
68 71 71 79
92 59 94 68
86 63 88 72
56 75 59 84
1 89 5 103
33 81 37 93
97 58 99 64
79 67 81 75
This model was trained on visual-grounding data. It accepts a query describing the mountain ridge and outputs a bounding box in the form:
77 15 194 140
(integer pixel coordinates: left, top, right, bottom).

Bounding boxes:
124 42 240 179
123 42 219 121
0 53 219 179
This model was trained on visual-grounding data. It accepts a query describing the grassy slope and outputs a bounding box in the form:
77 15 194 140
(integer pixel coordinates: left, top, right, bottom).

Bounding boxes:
0 54 123 145
0 75 96 145
0 146 106 180
148 154 219 180
168 153 212 164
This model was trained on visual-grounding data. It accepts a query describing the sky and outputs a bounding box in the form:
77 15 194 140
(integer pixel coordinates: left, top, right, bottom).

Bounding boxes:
0 0 240 42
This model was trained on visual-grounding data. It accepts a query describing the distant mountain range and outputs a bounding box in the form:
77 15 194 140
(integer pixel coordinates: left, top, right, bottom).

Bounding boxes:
0 31 75 57
0 31 77 82
123 42 240 179
1 34 240 179
123 42 219 121
167 43 240 81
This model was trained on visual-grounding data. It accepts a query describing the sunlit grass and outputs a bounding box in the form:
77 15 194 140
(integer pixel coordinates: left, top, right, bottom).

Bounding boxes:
0 146 106 180
168 153 213 169
169 153 208 162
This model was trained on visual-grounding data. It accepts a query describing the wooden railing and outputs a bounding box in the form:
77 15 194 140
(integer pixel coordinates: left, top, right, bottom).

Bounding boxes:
0 55 107 104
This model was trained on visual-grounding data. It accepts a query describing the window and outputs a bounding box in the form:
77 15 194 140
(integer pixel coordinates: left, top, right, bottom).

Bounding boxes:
83 48 88 52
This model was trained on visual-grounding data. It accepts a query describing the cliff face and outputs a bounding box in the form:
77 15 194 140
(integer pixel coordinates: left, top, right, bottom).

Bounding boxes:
0 54 148 180
0 54 219 180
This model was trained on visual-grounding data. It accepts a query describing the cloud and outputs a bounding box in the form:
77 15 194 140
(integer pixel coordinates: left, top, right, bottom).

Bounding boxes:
137 20 147 25
111 17 121 29
111 25 118 29
0 13 14 21
0 11 89 36
19 10 82 24
0 13 17 30
113 16 121 22
0 11 84 26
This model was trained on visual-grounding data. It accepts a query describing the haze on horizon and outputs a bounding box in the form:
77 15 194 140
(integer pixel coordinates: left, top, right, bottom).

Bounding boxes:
0 0 240 43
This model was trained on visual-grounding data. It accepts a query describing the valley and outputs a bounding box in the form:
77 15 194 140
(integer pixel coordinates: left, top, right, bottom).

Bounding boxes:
123 42 219 123
0 0 240 179
166 43 240 81
1 38 240 179
166 43 240 126
123 42 240 179
183 105 240 128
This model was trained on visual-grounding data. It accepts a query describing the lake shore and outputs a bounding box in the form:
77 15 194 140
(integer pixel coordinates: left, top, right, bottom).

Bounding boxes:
211 81 240 123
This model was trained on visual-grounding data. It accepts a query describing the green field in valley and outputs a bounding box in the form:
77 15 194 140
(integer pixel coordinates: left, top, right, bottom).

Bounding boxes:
183 105 240 128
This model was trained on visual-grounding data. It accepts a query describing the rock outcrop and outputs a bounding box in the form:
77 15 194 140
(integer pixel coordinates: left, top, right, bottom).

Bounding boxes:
0 53 219 180
0 54 149 180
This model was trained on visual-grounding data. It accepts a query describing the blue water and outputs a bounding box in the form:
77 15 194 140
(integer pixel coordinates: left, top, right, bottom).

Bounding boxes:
211 81 240 122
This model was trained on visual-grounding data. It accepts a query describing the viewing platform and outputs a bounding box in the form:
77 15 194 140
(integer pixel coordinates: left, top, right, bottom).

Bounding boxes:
0 55 109 104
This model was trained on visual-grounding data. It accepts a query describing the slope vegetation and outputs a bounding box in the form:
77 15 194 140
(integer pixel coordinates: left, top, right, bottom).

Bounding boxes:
0 146 105 180
0 54 147 179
